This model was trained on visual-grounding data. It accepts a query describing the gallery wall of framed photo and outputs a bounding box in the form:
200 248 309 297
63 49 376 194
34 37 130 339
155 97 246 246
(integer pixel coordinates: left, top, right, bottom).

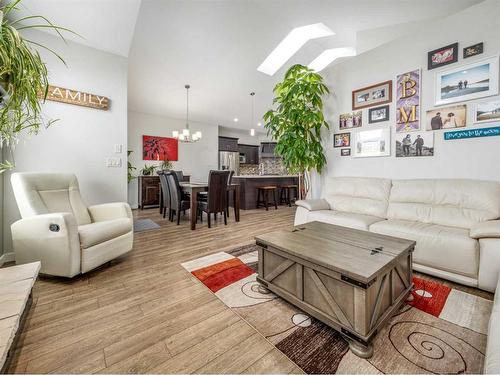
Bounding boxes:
319 0 500 191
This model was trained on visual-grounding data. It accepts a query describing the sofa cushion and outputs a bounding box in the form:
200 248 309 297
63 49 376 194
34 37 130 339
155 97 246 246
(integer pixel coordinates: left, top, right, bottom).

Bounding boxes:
78 218 132 249
307 210 384 231
323 176 392 219
387 179 500 229
369 219 479 278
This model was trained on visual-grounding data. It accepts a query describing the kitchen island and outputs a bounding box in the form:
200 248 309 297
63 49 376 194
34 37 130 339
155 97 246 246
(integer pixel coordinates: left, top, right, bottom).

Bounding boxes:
232 175 299 210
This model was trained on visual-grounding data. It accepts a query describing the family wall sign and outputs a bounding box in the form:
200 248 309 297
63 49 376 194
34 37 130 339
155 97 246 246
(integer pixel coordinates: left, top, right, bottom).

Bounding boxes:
444 126 500 140
41 85 110 110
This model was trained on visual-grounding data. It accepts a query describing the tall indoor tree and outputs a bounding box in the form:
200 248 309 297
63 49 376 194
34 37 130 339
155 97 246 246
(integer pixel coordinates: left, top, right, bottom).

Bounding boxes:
263 64 330 198
0 0 72 172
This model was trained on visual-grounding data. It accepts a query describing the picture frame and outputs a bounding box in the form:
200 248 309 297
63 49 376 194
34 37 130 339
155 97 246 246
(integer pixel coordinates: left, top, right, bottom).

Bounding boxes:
368 105 390 124
339 111 362 129
426 105 467 130
435 55 499 106
396 69 421 132
464 42 484 59
396 131 434 158
427 42 458 70
352 80 392 110
143 135 179 161
474 100 500 123
334 132 350 148
340 149 351 156
353 128 391 158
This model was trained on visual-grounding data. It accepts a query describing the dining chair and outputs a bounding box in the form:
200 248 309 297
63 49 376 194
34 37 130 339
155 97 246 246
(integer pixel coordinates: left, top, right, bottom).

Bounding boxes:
197 170 230 228
157 170 172 220
226 170 234 217
166 171 190 225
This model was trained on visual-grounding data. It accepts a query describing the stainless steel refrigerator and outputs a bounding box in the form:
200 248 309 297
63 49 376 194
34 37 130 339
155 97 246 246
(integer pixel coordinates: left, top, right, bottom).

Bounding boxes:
219 151 239 175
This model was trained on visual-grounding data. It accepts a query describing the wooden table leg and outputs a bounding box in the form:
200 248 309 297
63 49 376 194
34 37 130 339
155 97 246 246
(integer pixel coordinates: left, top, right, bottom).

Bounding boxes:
190 187 199 230
234 185 240 222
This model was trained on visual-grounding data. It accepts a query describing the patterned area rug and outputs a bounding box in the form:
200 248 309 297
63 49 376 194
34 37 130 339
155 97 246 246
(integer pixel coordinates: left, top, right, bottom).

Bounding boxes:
181 244 493 374
133 218 160 232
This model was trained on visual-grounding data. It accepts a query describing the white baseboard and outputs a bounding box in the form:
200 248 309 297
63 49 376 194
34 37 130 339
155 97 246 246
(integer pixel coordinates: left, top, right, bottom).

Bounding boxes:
0 252 15 266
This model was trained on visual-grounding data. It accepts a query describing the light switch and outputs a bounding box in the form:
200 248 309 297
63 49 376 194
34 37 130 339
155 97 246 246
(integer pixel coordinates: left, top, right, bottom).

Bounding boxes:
106 158 122 167
114 144 123 154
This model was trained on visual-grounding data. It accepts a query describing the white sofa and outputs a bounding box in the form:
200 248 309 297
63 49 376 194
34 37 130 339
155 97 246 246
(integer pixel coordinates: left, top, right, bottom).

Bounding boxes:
10 173 133 277
295 177 500 292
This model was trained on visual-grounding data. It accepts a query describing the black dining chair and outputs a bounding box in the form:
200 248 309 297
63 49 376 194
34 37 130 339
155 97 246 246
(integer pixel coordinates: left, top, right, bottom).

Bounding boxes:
166 171 190 225
226 170 234 218
157 170 172 220
197 170 230 228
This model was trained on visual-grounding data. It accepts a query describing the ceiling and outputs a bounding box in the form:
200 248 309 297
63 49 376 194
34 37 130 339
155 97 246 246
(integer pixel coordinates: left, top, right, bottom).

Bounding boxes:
17 0 483 133
127 0 483 133
14 0 142 57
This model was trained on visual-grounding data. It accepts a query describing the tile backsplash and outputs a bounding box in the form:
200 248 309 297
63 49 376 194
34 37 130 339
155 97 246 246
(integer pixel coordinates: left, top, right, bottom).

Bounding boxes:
239 157 287 175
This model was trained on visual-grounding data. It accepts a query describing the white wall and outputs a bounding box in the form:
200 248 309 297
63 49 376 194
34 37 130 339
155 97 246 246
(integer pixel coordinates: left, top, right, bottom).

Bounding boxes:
315 0 500 198
3 31 128 254
218 126 272 146
127 111 219 208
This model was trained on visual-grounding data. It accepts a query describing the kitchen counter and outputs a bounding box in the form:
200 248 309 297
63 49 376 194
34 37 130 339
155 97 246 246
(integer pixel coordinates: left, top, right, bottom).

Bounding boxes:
235 175 299 178
232 175 299 209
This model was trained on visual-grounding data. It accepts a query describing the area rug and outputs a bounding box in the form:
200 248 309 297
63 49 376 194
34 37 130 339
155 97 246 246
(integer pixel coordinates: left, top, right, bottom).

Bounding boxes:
133 218 160 232
181 244 493 374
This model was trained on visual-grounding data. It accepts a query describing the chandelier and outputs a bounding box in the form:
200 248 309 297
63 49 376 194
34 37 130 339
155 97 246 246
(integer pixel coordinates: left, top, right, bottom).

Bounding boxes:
172 84 202 143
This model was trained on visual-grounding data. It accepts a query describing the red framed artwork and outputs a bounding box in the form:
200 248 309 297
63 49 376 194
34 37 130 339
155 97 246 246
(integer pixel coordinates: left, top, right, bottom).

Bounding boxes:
142 135 179 161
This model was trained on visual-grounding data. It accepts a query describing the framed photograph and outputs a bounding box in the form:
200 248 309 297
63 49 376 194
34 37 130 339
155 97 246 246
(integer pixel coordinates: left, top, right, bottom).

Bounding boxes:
426 105 467 130
464 42 484 59
353 128 391 158
428 42 458 70
334 133 350 148
339 111 362 129
143 135 179 161
396 69 421 132
352 80 392 110
396 131 434 157
474 100 500 123
368 105 389 124
340 149 351 156
435 56 499 106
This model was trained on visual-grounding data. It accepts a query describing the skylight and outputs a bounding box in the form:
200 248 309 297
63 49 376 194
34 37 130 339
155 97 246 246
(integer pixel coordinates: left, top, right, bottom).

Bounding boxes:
257 23 334 76
308 47 357 72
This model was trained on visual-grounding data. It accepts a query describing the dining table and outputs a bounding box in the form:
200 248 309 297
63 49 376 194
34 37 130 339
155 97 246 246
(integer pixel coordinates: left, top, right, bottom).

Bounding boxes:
178 182 240 230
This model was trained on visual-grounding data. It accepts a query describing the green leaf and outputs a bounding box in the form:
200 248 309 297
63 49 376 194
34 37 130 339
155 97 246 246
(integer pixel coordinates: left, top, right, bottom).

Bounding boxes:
263 64 330 174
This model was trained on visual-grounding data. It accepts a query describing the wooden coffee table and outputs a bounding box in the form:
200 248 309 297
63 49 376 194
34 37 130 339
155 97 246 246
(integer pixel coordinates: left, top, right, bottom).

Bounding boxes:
255 221 415 358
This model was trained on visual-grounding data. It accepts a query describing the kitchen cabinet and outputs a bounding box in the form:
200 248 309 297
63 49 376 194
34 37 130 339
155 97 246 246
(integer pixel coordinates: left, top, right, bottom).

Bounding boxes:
218 136 239 152
238 144 259 164
260 142 278 157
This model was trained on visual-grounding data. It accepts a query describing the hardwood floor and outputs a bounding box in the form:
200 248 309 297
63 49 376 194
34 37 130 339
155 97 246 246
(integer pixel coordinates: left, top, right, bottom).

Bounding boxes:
5 206 493 373
7 206 304 374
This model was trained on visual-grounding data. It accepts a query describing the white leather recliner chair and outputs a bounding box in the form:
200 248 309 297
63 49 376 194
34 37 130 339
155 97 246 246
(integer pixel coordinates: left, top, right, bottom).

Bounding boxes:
10 172 133 277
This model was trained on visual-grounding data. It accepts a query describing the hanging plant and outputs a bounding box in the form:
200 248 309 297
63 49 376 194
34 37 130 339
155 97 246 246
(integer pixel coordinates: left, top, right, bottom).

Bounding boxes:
0 0 73 172
263 64 330 198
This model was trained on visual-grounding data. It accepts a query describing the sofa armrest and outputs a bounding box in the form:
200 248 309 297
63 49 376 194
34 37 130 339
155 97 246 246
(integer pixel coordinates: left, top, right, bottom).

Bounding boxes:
88 202 133 222
11 213 81 277
470 220 500 239
295 199 330 211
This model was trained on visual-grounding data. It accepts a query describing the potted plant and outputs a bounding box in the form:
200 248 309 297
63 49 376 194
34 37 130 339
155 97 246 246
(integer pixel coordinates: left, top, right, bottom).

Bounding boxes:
0 0 72 172
160 159 173 170
141 164 157 176
263 64 330 199
127 151 136 183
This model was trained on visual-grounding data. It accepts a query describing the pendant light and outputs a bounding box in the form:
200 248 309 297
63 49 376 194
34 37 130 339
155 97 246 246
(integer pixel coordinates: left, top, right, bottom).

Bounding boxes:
250 92 255 136
172 84 202 142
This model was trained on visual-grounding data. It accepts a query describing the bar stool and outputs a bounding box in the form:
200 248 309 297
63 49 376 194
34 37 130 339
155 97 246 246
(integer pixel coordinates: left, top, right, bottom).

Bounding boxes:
279 184 298 207
256 186 278 211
